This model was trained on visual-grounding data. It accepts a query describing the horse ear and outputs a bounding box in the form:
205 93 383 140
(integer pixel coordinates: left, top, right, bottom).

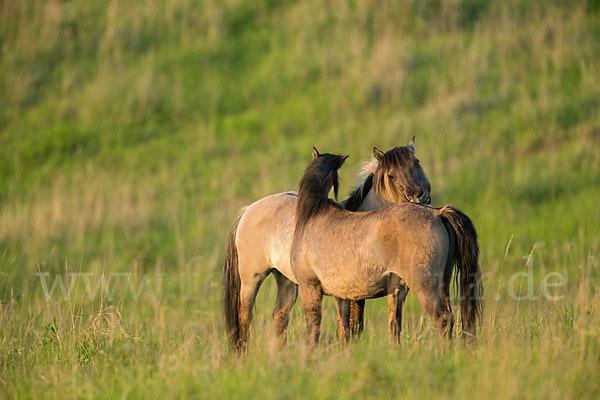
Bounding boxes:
373 147 385 162
337 155 349 168
408 136 416 153
312 147 320 160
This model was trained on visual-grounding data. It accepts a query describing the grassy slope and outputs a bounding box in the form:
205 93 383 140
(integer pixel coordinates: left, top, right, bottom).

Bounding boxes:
1 0 599 398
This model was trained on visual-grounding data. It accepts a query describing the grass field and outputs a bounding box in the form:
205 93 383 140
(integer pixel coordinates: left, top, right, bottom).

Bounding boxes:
1 0 600 398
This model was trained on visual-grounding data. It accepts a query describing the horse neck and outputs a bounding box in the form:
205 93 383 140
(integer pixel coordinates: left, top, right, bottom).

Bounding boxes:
295 169 337 232
297 175 331 204
356 186 392 211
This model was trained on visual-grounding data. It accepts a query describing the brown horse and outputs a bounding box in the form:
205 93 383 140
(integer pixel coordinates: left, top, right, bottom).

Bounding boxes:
290 149 482 348
341 143 432 340
223 140 431 350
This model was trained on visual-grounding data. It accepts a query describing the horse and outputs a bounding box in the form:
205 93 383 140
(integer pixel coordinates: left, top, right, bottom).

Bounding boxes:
223 139 432 351
290 148 482 348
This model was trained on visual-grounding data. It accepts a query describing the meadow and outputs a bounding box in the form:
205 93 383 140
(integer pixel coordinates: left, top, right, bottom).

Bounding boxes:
1 0 599 398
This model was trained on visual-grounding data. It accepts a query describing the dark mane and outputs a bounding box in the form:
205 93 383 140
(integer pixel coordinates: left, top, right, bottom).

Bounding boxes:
295 155 344 233
343 173 374 212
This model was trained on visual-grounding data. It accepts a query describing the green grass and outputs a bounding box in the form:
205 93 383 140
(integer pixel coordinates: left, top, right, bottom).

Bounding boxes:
1 0 599 398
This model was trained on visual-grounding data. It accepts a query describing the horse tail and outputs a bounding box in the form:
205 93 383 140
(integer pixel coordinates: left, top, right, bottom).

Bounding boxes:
437 206 482 340
222 209 245 350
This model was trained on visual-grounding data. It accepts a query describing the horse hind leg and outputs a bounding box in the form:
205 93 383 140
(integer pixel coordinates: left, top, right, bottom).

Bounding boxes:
334 298 351 342
239 271 270 348
349 299 365 337
272 269 298 347
411 277 454 347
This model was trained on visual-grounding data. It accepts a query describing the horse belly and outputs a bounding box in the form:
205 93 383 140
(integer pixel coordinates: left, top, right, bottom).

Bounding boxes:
318 266 388 300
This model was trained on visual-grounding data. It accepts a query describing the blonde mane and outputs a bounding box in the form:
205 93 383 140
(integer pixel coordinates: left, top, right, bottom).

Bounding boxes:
342 158 379 212
354 158 379 186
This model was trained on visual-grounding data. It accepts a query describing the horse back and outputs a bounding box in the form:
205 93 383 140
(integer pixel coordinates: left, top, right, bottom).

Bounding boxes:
290 204 450 297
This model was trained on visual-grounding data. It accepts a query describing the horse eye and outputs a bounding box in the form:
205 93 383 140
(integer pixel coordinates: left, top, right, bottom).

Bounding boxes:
388 174 394 181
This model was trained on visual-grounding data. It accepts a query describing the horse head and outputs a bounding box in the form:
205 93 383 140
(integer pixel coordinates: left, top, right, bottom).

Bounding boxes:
295 148 348 233
372 137 431 205
309 147 349 201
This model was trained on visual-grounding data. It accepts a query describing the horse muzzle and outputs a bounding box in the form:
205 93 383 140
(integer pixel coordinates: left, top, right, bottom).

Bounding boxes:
416 192 431 205
405 189 431 205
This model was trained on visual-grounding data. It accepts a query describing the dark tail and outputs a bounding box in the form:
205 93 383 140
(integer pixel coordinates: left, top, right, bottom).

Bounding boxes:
438 206 482 339
222 210 244 351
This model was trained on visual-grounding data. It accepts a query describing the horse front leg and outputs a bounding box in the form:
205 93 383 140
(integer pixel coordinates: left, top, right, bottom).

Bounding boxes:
239 274 268 349
299 284 323 349
388 284 409 343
